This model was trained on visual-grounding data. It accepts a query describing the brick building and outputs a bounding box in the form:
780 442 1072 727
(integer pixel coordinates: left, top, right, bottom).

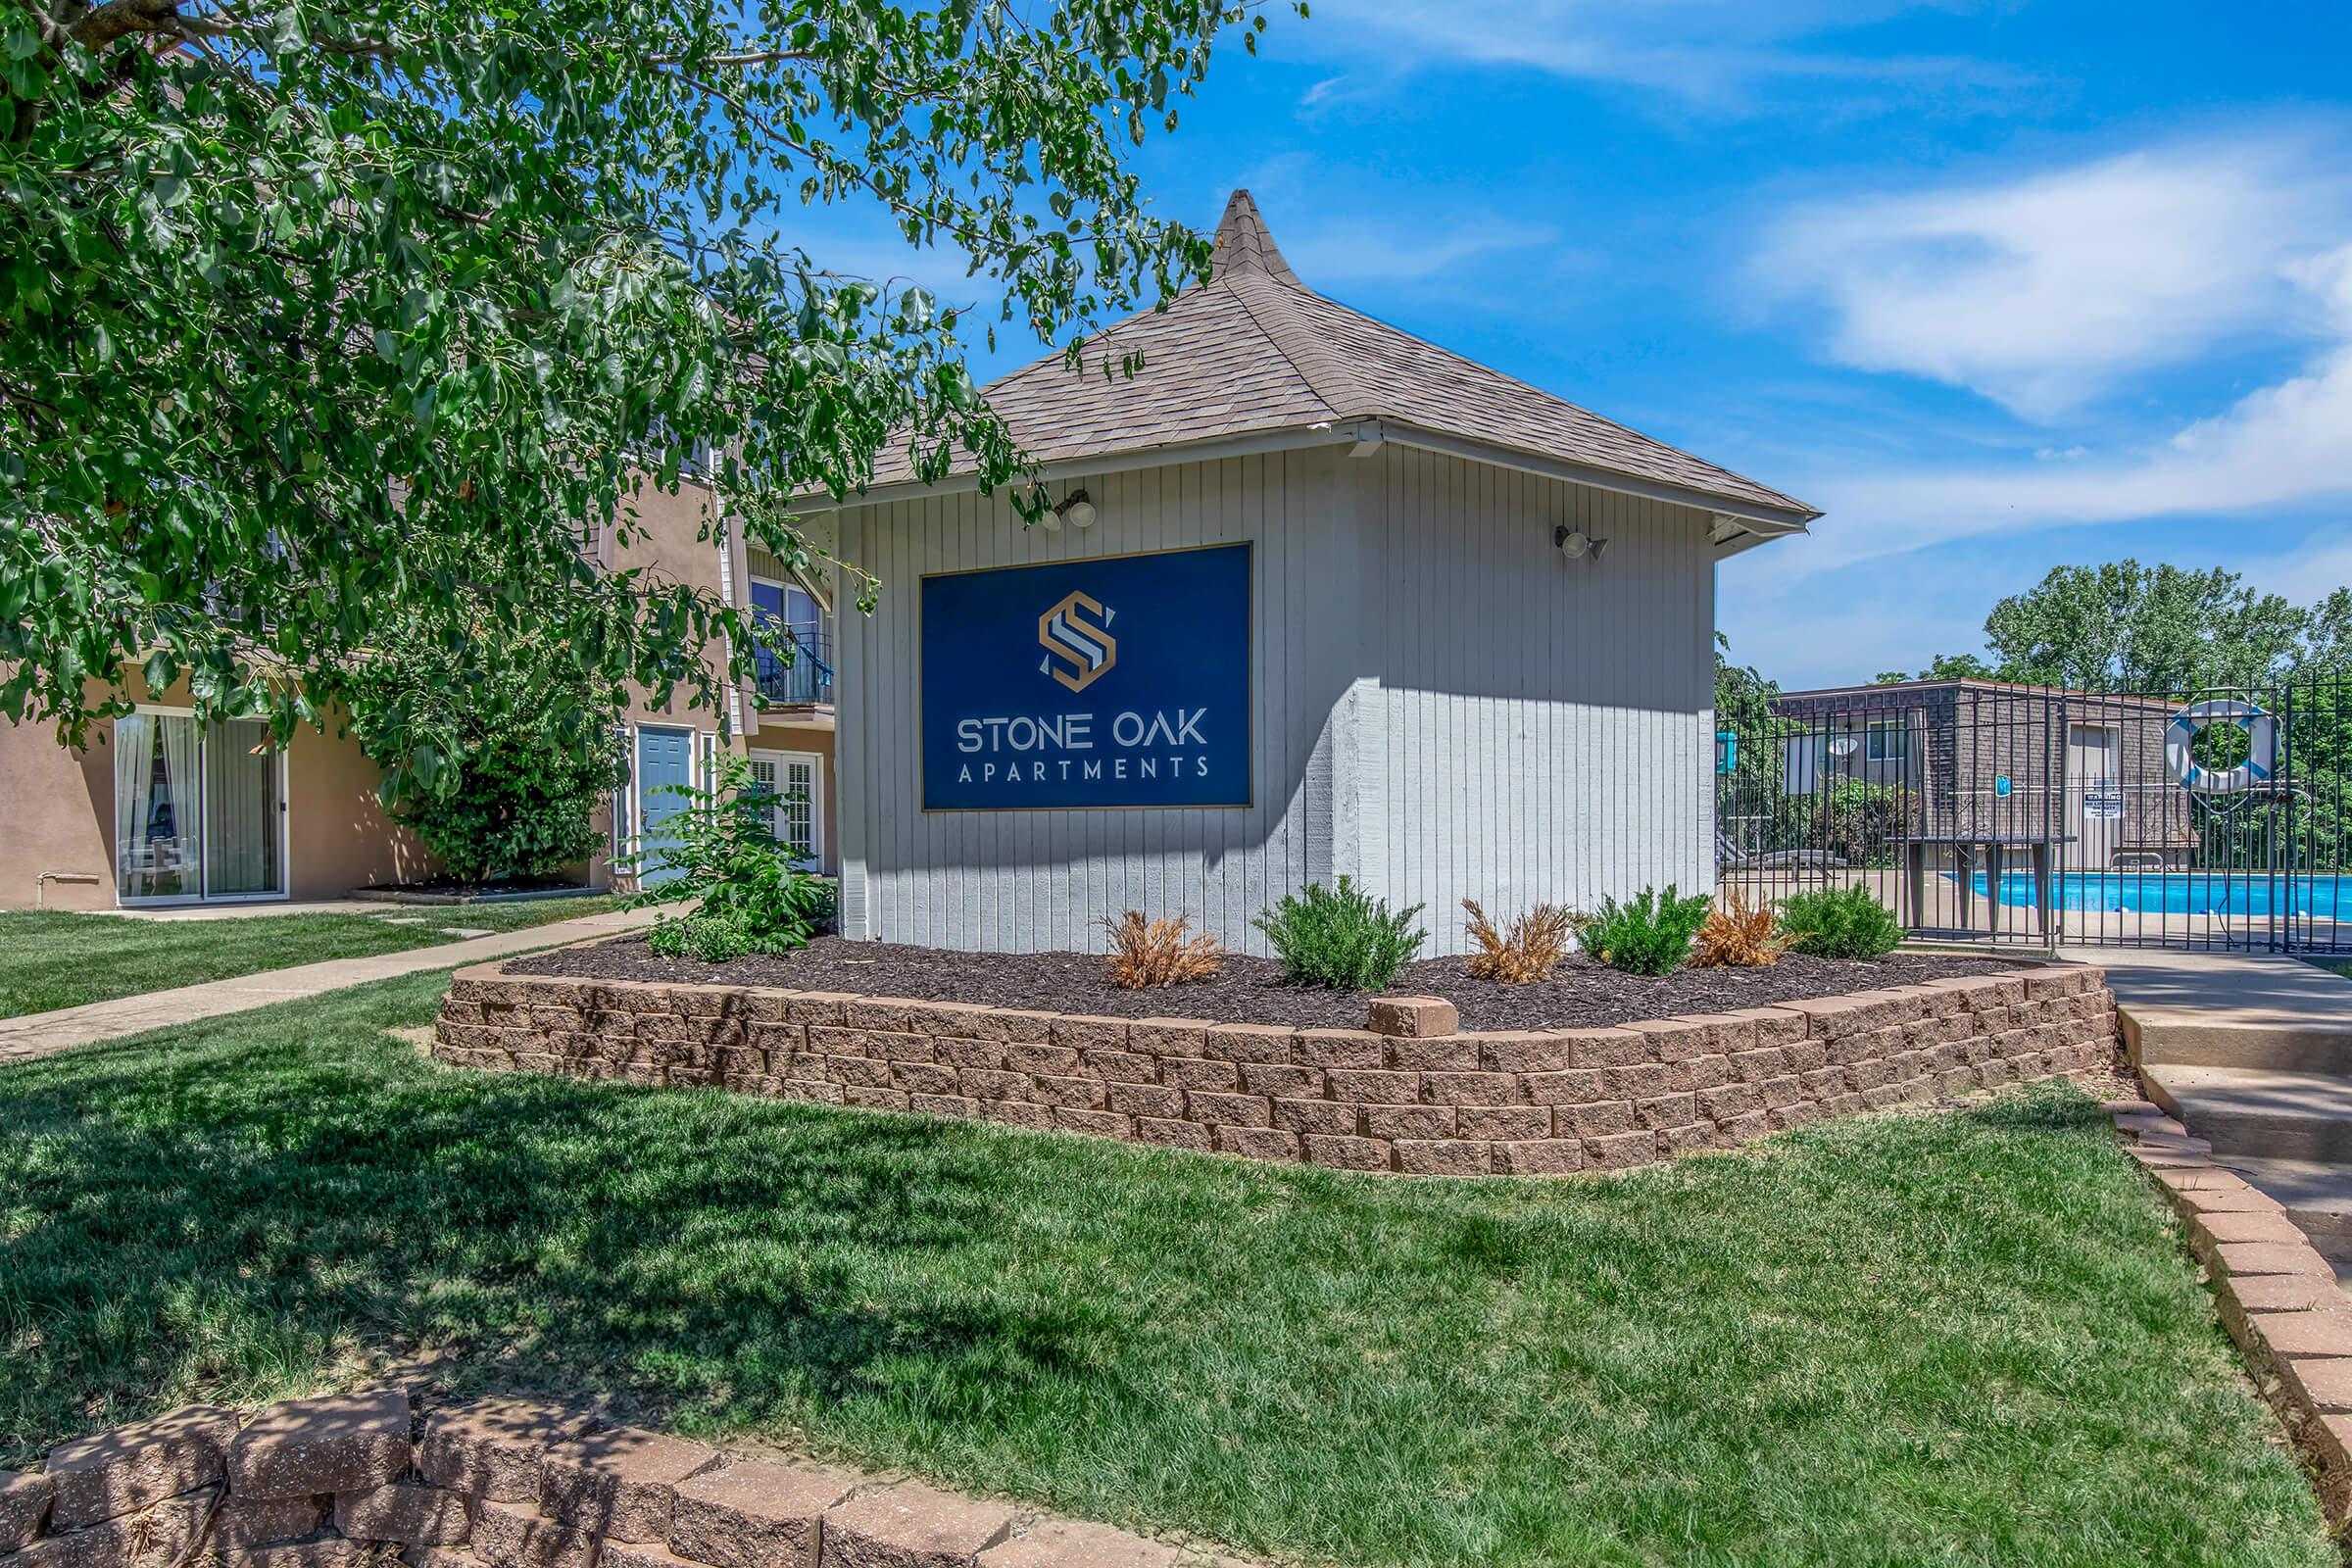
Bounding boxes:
1769 678 2194 871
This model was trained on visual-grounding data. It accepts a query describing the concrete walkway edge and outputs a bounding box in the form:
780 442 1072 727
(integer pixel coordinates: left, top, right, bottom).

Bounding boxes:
0 906 655 1064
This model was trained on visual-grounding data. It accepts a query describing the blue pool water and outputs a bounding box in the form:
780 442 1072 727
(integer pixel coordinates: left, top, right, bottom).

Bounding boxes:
1967 871 2349 917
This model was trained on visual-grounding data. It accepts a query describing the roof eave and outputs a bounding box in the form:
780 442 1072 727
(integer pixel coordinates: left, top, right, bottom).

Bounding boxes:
791 416 1824 540
1711 523 1804 560
1365 421 1821 535
788 422 1363 513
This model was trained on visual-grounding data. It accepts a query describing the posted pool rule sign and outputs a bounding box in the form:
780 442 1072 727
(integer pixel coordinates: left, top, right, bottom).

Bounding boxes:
920 542 1251 810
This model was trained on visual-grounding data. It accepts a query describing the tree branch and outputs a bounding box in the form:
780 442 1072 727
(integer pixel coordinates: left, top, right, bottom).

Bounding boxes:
65 0 180 50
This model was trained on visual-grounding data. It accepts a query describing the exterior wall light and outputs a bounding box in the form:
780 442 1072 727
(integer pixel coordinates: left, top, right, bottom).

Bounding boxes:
1554 525 1606 563
1056 489 1098 529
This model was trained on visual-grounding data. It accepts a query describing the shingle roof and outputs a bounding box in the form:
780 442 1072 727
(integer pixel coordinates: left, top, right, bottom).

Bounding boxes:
860 191 1816 519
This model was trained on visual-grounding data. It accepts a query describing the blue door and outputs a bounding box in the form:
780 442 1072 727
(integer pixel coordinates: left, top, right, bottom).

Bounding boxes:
636 726 695 887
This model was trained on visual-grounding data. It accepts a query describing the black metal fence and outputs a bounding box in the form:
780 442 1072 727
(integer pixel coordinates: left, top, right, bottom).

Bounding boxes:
1715 674 2351 954
755 628 834 708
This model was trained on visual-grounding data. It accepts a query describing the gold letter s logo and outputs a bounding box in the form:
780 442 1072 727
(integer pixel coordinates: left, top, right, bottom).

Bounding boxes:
1039 590 1117 693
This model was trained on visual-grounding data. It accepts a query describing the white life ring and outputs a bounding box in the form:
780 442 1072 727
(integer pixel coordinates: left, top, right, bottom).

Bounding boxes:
2164 700 2280 795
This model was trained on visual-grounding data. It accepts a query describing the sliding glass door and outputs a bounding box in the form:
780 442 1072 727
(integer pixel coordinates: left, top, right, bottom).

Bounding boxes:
205 718 283 897
114 712 286 905
115 713 204 901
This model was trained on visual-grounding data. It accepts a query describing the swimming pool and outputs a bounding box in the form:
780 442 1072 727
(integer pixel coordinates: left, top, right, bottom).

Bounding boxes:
1968 871 2349 917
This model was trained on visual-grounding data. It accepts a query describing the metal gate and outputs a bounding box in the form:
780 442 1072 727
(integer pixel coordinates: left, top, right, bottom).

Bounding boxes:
1715 673 2350 954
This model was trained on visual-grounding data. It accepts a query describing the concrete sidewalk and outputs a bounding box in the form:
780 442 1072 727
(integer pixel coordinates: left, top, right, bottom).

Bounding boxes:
2076 944 2352 1278
2068 945 2352 1059
0 905 655 1065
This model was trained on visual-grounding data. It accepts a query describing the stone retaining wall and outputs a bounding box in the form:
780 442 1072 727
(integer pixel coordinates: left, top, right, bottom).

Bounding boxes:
2109 1102 2352 1528
0 1388 1211 1568
432 960 2117 1176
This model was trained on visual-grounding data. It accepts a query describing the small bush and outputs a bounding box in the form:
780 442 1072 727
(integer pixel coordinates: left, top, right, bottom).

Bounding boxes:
347 617 628 886
624 755 834 960
1253 878 1426 992
1780 884 1904 960
1461 899 1577 984
646 908 765 964
1690 888 1790 968
1576 885 1711 975
1102 912 1224 989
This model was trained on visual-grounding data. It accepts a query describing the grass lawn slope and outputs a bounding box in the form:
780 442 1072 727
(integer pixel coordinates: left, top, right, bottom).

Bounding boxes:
0 971 2330 1568
0 899 616 1018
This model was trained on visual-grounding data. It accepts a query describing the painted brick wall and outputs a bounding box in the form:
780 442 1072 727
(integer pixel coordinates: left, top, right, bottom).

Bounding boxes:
434 963 2117 1177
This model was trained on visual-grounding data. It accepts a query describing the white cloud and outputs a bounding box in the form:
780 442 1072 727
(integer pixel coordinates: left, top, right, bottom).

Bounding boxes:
1276 218 1560 285
1752 133 2352 418
1283 0 2039 113
1746 241 2352 592
1216 158 1568 290
1717 592 1990 691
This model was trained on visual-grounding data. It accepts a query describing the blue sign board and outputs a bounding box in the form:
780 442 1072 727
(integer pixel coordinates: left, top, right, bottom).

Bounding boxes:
920 542 1252 810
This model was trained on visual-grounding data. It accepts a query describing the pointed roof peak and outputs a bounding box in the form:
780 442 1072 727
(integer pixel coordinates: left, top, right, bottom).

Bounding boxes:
1208 189 1299 288
843 187 1817 523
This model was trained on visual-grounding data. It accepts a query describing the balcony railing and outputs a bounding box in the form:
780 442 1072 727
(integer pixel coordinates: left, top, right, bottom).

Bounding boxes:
755 627 834 707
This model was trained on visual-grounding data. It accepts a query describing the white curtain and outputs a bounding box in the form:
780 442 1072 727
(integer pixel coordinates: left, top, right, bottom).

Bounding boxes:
158 715 201 895
114 714 157 899
206 719 279 895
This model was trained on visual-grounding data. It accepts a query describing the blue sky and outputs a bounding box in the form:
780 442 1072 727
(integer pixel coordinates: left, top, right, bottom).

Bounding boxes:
809 1 2352 689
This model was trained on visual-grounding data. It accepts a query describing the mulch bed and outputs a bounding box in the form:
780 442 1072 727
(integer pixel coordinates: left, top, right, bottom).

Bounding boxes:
505 935 2025 1032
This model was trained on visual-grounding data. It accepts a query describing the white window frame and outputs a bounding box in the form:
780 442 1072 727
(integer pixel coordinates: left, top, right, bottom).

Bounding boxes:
748 747 823 864
749 576 830 644
1865 717 1910 762
114 705 292 906
620 723 712 875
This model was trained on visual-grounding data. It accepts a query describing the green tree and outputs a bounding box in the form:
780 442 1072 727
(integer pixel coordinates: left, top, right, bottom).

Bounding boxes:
1712 633 1788 858
1713 632 1779 780
2300 588 2352 675
1873 652 2004 685
343 603 628 884
1 0 1292 787
1979 561 2308 694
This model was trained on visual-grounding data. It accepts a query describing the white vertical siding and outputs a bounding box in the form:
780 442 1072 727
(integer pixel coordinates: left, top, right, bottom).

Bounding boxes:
834 446 1719 956
1359 447 1715 951
836 449 1360 954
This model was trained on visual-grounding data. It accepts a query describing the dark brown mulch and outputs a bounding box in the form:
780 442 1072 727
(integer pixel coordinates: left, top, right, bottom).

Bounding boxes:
504 935 2025 1032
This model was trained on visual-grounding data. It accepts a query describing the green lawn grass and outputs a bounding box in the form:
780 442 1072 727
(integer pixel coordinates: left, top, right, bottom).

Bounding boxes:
0 973 2329 1568
0 899 617 1019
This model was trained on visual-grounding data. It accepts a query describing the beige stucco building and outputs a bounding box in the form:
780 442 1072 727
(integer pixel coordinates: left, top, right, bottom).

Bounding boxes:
0 471 840 912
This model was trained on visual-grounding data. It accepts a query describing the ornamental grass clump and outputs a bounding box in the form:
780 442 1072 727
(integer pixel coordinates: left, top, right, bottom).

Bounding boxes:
1576 885 1712 976
1690 888 1791 968
1254 878 1426 993
1780 884 1905 960
1102 912 1224 989
1460 900 1577 984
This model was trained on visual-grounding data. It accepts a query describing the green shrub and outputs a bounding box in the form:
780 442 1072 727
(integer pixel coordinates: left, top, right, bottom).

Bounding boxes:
646 908 764 963
1768 779 1913 869
346 616 627 885
1253 877 1426 992
625 755 834 959
1779 885 1904 960
1576 885 1711 975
